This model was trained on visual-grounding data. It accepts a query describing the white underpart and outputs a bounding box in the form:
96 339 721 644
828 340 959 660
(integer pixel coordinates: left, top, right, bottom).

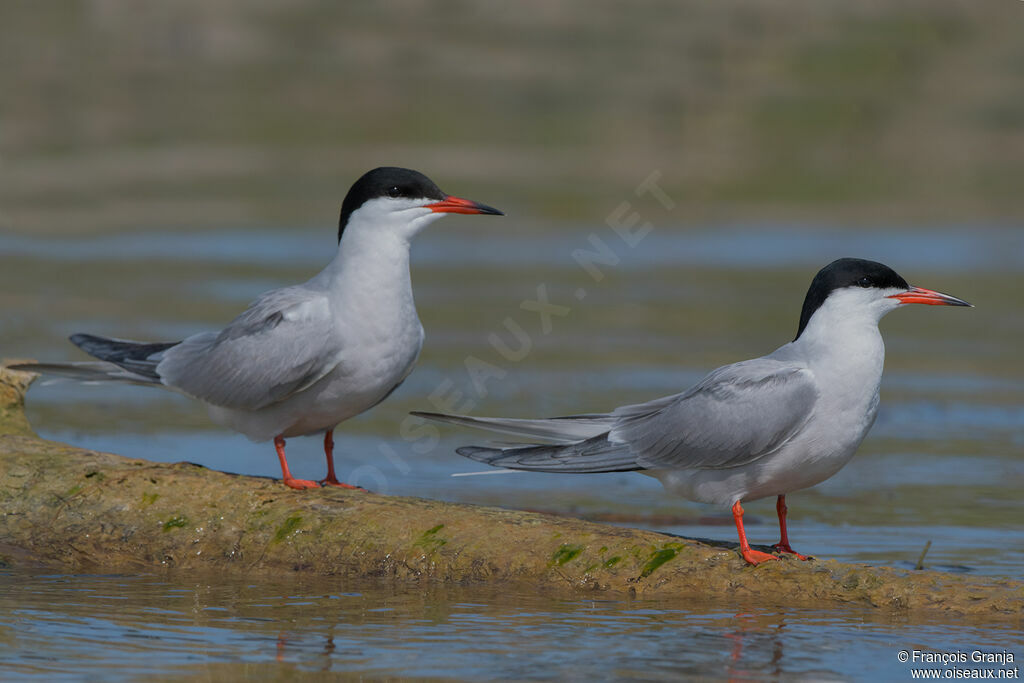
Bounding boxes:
649 286 906 505
207 197 444 441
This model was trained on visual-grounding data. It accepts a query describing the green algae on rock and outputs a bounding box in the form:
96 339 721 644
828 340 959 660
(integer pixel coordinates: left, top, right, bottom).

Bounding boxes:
0 366 1020 619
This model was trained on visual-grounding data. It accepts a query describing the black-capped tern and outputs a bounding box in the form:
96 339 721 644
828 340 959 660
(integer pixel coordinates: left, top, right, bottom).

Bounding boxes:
413 258 971 565
11 167 502 490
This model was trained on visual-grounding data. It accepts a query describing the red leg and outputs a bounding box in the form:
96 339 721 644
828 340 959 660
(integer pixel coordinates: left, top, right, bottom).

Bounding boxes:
772 495 810 560
732 500 778 565
274 436 320 490
319 429 364 490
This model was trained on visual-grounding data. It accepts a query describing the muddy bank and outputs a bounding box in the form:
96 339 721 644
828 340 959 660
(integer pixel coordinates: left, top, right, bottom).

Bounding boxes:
0 367 1020 617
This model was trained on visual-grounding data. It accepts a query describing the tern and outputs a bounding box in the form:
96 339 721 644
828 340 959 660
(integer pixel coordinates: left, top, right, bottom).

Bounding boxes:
413 258 971 564
10 167 502 490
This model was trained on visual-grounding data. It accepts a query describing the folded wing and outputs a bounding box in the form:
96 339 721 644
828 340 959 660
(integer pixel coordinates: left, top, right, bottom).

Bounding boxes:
615 359 818 470
157 286 340 411
437 358 819 473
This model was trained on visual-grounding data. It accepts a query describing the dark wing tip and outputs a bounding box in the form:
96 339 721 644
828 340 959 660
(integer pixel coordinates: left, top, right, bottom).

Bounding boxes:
4 362 38 373
455 445 503 463
410 410 448 420
69 332 99 347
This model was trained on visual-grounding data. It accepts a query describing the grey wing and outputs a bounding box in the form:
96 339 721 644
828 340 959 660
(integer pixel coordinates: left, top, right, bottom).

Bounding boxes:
156 286 339 410
611 358 819 470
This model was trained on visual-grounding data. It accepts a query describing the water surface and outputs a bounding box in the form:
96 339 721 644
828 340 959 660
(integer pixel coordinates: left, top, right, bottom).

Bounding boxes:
1 224 1021 679
2 572 1021 681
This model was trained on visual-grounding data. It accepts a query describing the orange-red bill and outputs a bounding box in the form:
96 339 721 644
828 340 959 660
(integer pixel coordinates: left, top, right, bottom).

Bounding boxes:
888 286 972 307
426 195 503 216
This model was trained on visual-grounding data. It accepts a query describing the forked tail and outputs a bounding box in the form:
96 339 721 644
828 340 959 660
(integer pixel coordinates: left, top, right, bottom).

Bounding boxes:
6 333 180 386
412 410 642 473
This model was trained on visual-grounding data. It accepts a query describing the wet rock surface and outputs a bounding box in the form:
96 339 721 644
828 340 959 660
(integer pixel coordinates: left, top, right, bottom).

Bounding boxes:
1 367 1020 619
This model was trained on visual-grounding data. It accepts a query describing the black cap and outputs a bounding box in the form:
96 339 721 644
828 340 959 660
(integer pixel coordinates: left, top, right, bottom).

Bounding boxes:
338 167 447 242
795 258 909 340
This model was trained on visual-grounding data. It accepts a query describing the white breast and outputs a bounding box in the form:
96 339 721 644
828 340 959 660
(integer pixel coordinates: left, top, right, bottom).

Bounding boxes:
652 290 888 505
208 227 426 442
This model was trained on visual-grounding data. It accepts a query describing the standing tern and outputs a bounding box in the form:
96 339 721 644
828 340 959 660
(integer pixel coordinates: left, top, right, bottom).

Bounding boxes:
10 167 502 490
413 258 971 565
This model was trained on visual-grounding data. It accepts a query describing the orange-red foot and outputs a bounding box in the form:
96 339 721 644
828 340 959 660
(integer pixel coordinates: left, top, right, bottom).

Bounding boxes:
319 430 366 490
275 436 320 490
741 548 779 565
772 543 810 560
282 476 321 490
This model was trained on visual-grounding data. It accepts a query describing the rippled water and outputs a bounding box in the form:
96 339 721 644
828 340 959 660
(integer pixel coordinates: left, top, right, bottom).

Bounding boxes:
1 224 1022 679
2 572 1021 681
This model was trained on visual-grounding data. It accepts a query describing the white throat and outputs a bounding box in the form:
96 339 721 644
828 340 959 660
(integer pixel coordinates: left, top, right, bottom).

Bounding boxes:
342 196 444 244
311 198 446 336
796 287 901 350
787 287 904 400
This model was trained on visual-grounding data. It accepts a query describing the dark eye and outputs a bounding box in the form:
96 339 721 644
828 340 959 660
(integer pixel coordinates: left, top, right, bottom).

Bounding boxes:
385 185 402 198
858 277 873 288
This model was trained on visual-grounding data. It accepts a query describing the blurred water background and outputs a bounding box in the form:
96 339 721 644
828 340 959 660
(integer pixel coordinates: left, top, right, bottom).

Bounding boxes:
1 2 1022 680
